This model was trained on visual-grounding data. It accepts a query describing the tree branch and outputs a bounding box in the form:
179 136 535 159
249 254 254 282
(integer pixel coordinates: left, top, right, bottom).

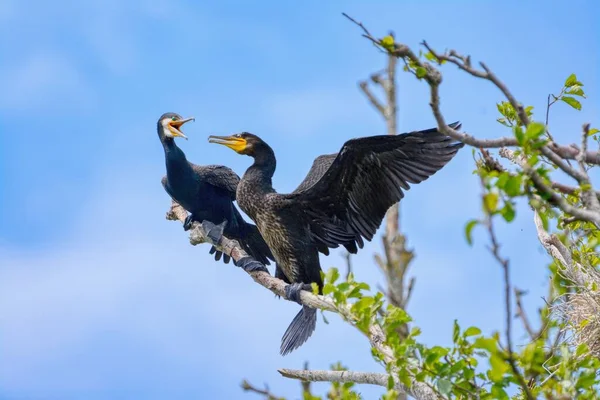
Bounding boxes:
240 380 286 400
279 368 390 389
166 200 441 400
514 287 539 341
499 148 600 226
359 80 386 116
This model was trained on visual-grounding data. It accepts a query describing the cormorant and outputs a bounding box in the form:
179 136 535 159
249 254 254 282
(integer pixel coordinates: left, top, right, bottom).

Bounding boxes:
157 112 274 267
208 122 463 355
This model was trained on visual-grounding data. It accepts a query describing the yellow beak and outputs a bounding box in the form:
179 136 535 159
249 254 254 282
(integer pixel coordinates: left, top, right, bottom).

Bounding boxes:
169 117 195 139
208 135 247 153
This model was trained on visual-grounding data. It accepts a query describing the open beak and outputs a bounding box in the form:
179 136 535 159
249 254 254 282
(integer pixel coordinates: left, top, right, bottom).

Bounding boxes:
208 135 247 153
169 117 195 139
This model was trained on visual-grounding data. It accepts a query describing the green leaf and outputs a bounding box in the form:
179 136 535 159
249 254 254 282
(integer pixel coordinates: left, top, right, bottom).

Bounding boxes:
496 117 510 127
561 96 582 110
323 283 335 295
325 267 340 284
415 67 427 79
525 122 545 140
464 326 482 337
587 128 599 137
514 126 524 145
465 219 479 246
500 203 516 222
564 73 583 87
380 35 395 51
489 354 509 382
453 320 460 343
491 384 509 400
483 193 499 213
474 337 497 352
505 176 521 196
436 379 452 395
566 85 585 97
352 296 375 313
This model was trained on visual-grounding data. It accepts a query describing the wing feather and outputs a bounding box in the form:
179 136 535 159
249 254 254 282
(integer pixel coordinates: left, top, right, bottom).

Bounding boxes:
191 164 240 200
285 122 463 248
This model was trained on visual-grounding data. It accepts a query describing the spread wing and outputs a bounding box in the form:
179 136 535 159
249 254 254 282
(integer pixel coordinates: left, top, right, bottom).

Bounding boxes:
191 164 240 200
293 154 337 194
284 122 463 250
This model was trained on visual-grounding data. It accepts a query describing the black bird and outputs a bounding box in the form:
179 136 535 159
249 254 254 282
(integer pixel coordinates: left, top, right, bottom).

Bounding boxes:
157 112 274 267
209 122 463 355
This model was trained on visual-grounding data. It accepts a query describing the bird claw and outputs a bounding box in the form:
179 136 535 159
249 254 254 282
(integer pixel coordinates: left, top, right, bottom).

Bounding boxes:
237 256 269 273
183 214 195 231
201 220 227 244
285 282 312 305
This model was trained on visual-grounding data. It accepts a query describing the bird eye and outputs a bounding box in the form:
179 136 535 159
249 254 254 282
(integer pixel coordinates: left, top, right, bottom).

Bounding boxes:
171 116 177 121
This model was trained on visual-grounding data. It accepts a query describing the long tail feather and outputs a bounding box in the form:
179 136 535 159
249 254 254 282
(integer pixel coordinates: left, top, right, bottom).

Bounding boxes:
280 305 317 356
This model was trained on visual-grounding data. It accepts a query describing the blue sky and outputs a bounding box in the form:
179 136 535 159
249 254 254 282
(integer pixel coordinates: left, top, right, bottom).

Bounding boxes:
0 0 598 398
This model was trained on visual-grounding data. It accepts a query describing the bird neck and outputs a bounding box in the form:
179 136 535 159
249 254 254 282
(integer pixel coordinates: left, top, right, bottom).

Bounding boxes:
244 146 277 192
162 137 192 175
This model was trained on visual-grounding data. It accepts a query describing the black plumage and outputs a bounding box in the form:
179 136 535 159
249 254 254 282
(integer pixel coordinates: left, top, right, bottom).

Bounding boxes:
157 112 274 266
209 122 463 355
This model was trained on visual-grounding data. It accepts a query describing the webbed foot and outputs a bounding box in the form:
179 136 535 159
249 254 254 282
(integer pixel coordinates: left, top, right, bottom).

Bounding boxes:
285 282 313 305
237 256 269 273
201 220 228 244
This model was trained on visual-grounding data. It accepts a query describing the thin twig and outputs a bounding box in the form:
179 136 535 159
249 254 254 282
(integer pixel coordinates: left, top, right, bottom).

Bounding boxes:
514 288 539 341
481 179 534 400
240 380 285 400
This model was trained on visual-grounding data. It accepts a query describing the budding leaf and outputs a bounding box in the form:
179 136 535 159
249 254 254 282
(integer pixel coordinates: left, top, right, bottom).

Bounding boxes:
525 122 545 140
416 67 427 79
380 35 395 51
564 73 583 87
483 193 499 213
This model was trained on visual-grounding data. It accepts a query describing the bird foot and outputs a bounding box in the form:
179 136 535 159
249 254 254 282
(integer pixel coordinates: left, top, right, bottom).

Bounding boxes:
237 256 269 273
183 214 195 231
201 220 227 244
285 283 313 305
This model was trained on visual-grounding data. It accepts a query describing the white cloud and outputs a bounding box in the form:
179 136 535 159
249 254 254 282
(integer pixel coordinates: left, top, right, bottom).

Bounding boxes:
0 51 93 111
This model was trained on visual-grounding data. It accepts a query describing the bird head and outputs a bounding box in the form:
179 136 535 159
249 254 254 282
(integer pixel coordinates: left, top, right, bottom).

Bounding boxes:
157 112 195 140
208 132 263 156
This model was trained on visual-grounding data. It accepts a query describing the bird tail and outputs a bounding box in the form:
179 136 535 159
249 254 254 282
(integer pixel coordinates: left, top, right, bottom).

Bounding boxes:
240 222 274 266
280 305 317 356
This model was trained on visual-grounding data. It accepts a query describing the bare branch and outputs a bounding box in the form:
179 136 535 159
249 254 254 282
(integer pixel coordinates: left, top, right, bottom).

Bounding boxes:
240 380 285 400
279 368 388 388
514 287 539 341
551 181 600 200
539 146 588 183
344 251 353 281
359 81 386 116
547 143 600 165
